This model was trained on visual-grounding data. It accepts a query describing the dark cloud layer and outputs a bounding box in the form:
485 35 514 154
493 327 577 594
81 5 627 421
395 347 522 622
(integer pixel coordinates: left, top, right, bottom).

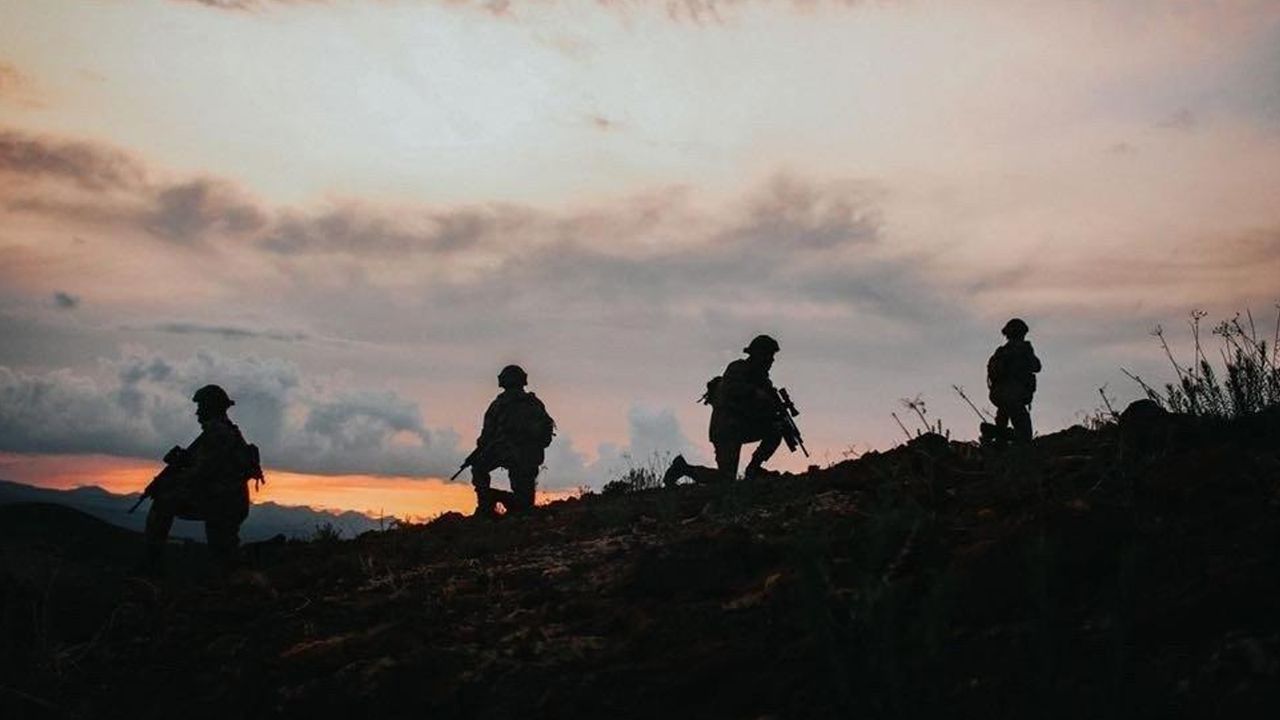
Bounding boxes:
0 347 698 488
0 350 464 478
146 322 310 342
0 130 146 191
259 204 523 256
146 180 268 244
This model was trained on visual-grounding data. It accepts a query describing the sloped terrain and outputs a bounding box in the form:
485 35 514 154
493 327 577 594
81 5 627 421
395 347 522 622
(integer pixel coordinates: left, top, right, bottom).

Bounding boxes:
4 412 1279 719
0 480 385 541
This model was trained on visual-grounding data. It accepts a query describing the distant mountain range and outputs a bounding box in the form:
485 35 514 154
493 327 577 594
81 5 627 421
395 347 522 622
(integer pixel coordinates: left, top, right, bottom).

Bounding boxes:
0 479 385 541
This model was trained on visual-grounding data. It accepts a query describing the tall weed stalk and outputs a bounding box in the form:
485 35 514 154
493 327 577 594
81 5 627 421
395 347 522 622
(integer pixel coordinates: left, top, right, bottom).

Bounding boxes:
1124 308 1280 419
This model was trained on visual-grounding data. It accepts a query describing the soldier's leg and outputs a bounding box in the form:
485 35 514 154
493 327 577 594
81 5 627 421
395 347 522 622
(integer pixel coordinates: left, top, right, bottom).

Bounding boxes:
993 405 1010 433
508 465 539 513
205 517 242 573
744 431 782 478
665 444 739 484
711 442 742 482
1011 405 1033 443
144 499 177 569
470 461 498 517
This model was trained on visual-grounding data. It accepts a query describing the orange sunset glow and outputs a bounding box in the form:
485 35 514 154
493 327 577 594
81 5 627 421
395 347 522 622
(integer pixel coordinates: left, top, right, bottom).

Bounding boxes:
1 0 1278 519
0 451 572 521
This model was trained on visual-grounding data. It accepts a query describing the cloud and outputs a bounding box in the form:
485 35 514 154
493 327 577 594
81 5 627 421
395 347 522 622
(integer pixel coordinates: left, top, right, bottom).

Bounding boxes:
597 404 701 464
0 128 898 323
259 204 518 256
0 128 269 246
0 350 464 478
165 0 865 13
0 130 146 191
144 322 310 342
145 180 268 244
53 291 80 310
0 347 704 490
539 404 702 489
169 0 297 10
165 0 875 23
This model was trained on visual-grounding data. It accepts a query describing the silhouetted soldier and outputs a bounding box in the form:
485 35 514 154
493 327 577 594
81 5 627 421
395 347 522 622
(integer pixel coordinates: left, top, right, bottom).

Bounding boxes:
986 318 1042 444
663 334 785 486
141 385 262 574
465 365 555 517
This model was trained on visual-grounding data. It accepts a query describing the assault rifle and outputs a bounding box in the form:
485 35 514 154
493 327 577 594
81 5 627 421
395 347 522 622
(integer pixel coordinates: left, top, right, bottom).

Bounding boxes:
129 445 188 513
450 425 508 481
450 450 476 482
773 387 809 457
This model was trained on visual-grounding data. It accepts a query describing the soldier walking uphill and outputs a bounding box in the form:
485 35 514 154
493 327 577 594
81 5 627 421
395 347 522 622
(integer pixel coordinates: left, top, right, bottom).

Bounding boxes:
984 318 1043 444
663 334 805 486
136 385 263 575
458 365 556 518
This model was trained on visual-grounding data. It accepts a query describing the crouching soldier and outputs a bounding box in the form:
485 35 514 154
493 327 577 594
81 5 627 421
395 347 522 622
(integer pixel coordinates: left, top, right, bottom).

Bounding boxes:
664 334 786 486
465 365 555 517
984 318 1042 444
138 384 263 574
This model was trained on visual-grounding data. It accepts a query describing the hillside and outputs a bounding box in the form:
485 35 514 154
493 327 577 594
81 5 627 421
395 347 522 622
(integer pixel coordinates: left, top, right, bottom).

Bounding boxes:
3 410 1279 719
0 479 386 541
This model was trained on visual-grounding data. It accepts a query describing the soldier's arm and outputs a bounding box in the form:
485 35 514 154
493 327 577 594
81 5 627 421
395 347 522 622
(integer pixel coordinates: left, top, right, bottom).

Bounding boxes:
756 373 778 403
181 424 239 485
476 400 502 447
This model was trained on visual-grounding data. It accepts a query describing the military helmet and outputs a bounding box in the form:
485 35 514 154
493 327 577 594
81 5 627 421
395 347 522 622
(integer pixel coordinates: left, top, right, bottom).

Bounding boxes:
192 384 235 409
498 364 528 388
743 334 780 356
1002 318 1030 338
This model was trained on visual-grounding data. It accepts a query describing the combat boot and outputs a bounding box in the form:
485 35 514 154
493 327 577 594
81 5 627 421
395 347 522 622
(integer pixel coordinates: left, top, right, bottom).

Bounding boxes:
474 488 498 519
662 455 690 488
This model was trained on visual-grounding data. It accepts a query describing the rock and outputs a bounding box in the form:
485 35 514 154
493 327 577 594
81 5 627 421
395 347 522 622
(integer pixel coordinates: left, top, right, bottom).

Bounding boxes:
1120 399 1174 455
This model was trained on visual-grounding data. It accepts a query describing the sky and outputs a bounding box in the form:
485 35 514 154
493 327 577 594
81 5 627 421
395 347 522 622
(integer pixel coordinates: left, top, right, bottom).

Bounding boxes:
1 0 1278 517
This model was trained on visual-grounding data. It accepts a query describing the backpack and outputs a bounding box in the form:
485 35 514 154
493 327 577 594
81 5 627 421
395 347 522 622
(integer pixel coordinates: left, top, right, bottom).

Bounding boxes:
229 422 266 490
506 393 556 449
986 348 1010 386
530 400 555 449
241 442 266 490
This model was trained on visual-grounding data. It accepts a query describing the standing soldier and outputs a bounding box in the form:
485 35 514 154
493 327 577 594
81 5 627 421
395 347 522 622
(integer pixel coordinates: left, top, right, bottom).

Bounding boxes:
663 334 785 486
463 365 555 517
985 318 1042 444
139 384 262 575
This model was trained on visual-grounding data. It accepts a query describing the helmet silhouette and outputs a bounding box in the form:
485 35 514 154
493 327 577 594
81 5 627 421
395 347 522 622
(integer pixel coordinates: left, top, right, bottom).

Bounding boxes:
498 365 528 388
743 334 780 356
1001 318 1030 338
192 384 235 409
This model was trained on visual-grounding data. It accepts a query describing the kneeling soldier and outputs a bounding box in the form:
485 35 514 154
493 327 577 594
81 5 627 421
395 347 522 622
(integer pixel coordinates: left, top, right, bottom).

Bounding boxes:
664 334 786 486
140 384 262 574
466 365 556 517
